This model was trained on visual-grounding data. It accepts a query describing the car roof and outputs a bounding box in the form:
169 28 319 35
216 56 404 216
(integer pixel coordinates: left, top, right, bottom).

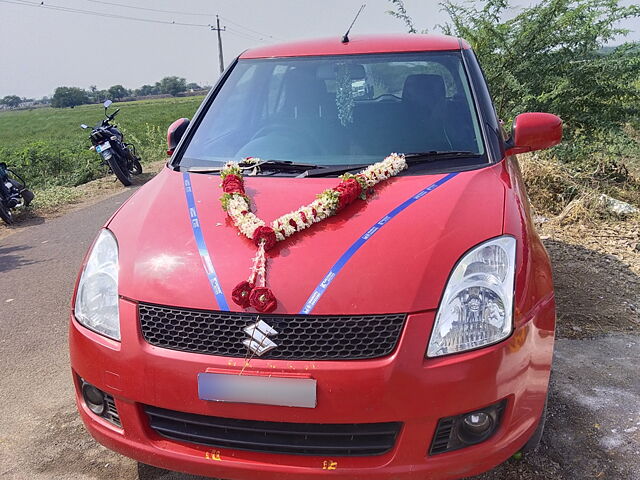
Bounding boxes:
240 34 469 59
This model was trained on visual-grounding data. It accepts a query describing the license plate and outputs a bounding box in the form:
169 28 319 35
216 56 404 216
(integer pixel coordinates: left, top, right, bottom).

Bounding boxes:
198 372 317 408
95 141 111 153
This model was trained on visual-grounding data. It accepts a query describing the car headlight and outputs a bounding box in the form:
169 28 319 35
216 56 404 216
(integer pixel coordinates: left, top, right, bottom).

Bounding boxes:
427 236 516 357
74 229 120 340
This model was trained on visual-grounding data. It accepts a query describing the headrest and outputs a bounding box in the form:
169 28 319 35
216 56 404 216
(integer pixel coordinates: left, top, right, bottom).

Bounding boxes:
402 74 446 105
281 68 327 117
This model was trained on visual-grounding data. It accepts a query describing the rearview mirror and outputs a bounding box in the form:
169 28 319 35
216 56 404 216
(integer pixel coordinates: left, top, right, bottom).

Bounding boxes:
505 112 562 156
103 100 113 108
167 118 190 156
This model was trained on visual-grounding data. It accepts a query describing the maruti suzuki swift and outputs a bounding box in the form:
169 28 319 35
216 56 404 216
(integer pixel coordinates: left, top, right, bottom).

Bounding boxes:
70 34 562 479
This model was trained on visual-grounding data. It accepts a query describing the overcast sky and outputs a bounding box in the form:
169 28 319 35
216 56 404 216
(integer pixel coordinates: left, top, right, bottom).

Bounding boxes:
1 0 638 98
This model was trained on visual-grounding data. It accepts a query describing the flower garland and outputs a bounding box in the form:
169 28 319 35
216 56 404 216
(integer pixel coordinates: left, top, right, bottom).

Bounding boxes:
220 153 408 313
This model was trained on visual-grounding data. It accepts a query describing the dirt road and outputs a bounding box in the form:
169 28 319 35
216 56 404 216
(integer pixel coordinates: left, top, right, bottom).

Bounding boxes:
0 188 638 480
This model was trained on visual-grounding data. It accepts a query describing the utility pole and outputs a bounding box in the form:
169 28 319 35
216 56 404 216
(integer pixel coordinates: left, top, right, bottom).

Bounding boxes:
211 15 226 75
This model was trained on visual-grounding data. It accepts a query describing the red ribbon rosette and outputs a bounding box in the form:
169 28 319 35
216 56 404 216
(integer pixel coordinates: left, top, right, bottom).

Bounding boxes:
232 281 254 308
253 226 277 251
249 287 277 313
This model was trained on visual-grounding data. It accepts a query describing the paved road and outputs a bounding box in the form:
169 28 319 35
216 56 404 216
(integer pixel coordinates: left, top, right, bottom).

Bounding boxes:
0 190 138 479
0 191 638 480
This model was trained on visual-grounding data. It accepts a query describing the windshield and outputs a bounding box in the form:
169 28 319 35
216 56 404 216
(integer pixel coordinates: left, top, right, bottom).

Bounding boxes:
180 52 486 171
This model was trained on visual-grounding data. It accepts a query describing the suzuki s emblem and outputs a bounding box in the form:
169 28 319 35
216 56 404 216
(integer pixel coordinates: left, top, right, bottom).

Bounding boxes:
243 320 278 356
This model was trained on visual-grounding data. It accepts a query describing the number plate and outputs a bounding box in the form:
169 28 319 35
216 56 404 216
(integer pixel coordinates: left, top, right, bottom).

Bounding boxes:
95 141 111 153
198 372 317 408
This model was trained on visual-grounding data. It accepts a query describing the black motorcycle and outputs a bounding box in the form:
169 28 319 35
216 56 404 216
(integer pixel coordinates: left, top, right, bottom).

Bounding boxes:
81 100 142 186
0 162 34 225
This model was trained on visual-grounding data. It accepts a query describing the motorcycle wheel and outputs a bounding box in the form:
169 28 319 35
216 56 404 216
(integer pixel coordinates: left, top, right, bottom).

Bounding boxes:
0 201 14 225
21 189 34 206
131 157 143 175
107 153 132 186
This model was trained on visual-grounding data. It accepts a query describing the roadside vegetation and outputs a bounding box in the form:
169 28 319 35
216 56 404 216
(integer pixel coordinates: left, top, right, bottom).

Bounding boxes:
0 96 203 213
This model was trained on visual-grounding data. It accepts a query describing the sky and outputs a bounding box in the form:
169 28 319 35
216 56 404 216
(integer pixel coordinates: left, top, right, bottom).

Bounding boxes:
0 0 638 98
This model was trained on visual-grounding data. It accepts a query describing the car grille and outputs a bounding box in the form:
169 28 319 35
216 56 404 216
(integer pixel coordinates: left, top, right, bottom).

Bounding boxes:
138 303 406 360
145 405 401 456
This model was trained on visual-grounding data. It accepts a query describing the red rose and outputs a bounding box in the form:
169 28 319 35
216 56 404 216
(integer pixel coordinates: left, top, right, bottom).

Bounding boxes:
334 178 362 210
249 287 277 313
222 174 245 194
232 281 254 308
253 226 277 250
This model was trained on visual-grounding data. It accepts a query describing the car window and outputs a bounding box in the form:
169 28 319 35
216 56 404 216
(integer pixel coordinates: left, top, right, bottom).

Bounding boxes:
181 52 486 169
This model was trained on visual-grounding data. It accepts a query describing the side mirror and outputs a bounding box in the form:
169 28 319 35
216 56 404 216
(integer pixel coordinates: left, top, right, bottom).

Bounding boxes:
505 112 562 156
167 118 190 156
103 100 113 108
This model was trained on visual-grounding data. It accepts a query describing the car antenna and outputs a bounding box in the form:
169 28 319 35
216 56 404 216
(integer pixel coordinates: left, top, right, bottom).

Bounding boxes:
342 4 366 43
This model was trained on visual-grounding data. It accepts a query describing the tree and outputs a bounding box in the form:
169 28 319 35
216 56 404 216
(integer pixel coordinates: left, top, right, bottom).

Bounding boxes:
108 84 129 100
158 76 187 96
51 87 90 108
135 84 159 96
186 82 202 91
1 95 21 108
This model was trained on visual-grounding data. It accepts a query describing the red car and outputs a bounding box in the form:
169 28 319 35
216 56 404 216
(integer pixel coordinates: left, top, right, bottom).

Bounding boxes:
70 34 561 479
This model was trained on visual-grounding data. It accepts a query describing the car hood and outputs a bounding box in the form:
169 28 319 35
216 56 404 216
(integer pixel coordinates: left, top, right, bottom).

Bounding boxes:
109 165 506 315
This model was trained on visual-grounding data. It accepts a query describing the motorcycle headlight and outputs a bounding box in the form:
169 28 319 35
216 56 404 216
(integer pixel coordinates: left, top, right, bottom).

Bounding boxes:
427 236 516 357
74 229 120 340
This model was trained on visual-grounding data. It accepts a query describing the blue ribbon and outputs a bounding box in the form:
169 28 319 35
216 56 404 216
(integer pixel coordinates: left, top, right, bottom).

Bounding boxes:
183 173 229 311
300 172 459 314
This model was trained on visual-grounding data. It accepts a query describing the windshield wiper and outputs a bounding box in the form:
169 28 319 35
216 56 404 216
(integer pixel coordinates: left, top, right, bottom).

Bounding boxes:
404 151 478 163
299 151 478 178
185 159 321 174
298 163 370 178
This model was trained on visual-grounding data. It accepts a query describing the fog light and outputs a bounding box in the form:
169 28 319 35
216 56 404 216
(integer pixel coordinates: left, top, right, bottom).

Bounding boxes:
459 411 494 442
430 400 506 455
82 382 106 415
463 412 492 433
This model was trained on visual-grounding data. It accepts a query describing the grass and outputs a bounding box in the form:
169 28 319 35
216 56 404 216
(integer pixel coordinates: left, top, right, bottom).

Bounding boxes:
0 96 205 190
520 152 640 224
30 185 83 212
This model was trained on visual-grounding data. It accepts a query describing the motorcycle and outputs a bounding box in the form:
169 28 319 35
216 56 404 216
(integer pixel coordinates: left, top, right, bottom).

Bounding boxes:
0 162 34 225
81 100 142 186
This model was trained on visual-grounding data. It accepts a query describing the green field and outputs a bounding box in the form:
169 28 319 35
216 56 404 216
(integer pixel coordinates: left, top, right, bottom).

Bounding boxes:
0 96 205 189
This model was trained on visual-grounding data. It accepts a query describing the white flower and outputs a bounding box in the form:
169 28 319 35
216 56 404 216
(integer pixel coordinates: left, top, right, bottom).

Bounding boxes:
222 153 407 243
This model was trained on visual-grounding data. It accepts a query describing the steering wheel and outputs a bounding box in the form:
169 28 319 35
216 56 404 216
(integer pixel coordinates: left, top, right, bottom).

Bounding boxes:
250 122 324 154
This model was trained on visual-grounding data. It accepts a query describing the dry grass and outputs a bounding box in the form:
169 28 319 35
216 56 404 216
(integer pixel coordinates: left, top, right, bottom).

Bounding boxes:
519 153 640 225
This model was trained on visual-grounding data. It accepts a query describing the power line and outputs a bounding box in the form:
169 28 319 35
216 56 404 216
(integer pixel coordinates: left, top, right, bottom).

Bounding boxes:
226 26 269 43
0 0 211 27
79 0 283 40
1 0 282 41
80 0 213 17
219 16 282 41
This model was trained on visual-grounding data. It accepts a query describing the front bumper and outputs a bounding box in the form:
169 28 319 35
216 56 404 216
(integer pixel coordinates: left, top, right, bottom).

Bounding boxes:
69 297 555 480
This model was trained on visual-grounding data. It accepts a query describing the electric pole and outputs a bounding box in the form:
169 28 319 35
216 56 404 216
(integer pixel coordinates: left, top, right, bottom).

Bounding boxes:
211 15 226 75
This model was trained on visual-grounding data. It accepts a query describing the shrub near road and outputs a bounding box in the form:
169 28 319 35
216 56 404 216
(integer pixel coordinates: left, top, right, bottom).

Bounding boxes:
0 96 204 190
